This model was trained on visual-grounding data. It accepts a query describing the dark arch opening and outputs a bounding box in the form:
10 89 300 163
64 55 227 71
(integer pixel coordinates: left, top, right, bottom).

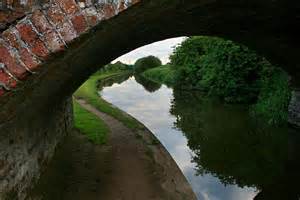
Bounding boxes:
71 35 298 199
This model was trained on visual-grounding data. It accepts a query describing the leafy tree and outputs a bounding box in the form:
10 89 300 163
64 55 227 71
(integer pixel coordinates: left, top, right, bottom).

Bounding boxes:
101 61 133 72
169 36 291 124
134 56 162 73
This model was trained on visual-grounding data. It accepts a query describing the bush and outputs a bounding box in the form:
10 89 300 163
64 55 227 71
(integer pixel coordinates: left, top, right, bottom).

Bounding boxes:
171 36 283 103
170 37 206 89
134 56 162 73
100 61 133 72
169 36 291 124
142 64 176 87
252 69 291 125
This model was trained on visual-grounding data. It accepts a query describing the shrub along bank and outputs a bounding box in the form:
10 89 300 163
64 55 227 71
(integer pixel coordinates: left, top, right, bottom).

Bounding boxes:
134 56 162 73
142 64 176 87
142 36 291 125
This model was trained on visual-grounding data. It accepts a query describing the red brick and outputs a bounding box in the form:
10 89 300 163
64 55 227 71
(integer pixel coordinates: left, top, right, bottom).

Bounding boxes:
2 29 21 49
16 22 40 45
31 10 52 33
44 31 65 52
0 68 17 88
30 40 49 59
2 29 42 70
58 21 77 43
55 0 79 15
87 15 98 26
71 14 88 34
0 44 27 79
0 9 25 28
30 10 65 52
118 1 126 12
19 48 40 71
0 88 5 96
102 4 116 19
0 69 11 85
46 4 65 26
83 7 99 26
17 22 50 59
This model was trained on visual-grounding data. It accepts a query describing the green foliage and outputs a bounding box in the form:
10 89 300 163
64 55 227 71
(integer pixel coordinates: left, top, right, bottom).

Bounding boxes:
73 101 109 144
171 36 270 103
142 64 176 87
134 56 162 73
170 37 206 88
169 36 291 124
99 61 133 73
253 69 291 125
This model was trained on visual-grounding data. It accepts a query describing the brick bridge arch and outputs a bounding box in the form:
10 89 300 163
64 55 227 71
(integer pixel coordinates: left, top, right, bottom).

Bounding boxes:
0 0 300 116
0 0 299 199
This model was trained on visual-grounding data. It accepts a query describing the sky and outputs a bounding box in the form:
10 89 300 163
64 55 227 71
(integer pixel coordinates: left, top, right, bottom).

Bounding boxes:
112 37 187 65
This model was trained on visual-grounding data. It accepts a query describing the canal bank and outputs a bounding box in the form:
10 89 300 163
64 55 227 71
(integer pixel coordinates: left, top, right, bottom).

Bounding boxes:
27 71 196 200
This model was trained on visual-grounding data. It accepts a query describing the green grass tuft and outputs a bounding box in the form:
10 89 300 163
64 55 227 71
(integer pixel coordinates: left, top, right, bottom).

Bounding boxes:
73 100 109 144
74 70 140 130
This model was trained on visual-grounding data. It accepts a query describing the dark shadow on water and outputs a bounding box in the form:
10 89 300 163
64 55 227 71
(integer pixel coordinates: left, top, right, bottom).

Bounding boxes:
170 89 300 200
97 73 132 90
134 74 162 93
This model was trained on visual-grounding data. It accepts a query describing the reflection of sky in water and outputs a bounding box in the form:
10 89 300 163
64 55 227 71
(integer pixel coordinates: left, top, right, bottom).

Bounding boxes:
100 77 258 200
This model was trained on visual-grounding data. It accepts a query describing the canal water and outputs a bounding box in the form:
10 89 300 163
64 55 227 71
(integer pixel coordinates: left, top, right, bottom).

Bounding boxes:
99 75 295 200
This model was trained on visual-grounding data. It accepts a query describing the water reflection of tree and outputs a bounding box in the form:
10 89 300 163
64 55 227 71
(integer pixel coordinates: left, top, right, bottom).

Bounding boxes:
170 89 288 190
134 75 162 93
97 73 132 90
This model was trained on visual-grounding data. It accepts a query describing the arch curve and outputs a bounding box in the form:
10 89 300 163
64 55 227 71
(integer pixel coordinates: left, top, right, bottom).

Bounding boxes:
0 0 299 199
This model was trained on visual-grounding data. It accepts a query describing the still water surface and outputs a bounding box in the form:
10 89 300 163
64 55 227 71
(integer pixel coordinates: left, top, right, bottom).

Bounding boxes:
99 75 292 200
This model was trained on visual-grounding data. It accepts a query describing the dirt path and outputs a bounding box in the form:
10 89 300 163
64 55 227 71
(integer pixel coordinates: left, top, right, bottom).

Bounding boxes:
28 99 196 200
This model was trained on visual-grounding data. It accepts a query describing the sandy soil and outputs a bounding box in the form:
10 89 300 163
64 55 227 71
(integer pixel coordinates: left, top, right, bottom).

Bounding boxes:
28 99 196 200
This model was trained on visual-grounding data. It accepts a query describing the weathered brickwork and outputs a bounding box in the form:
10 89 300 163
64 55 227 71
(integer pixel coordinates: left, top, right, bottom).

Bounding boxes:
0 97 73 200
0 1 140 199
0 0 140 96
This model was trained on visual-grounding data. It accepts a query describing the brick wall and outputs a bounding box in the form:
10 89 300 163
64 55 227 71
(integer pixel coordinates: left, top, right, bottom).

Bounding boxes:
0 0 140 97
0 97 73 200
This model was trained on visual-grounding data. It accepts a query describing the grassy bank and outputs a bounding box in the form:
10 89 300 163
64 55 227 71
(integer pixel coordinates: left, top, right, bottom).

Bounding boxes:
74 70 141 130
73 100 109 144
142 64 176 87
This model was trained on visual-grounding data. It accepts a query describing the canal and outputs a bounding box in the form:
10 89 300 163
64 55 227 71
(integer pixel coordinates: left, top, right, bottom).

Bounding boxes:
100 74 296 200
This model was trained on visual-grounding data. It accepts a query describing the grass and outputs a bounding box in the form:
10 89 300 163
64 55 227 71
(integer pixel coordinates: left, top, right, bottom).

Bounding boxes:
74 70 141 130
142 64 176 87
73 100 110 144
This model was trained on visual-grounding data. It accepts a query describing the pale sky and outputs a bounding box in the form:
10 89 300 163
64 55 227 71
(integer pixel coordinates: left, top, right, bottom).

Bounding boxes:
113 37 187 65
